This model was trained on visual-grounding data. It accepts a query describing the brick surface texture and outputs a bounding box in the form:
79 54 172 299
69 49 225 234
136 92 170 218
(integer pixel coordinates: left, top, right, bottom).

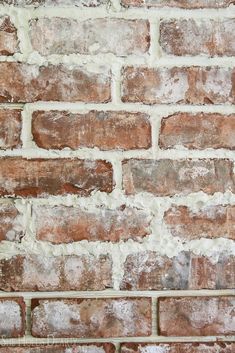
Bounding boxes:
0 0 234 348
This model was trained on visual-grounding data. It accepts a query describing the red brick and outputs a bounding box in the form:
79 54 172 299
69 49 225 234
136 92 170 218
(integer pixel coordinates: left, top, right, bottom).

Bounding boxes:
0 297 25 338
34 205 150 243
0 63 111 103
0 254 112 291
120 251 235 290
0 201 24 242
0 158 113 197
160 19 235 56
0 16 19 55
31 298 151 338
32 110 151 151
121 342 235 353
164 205 235 240
0 344 115 353
123 159 235 196
0 109 22 149
159 113 235 150
1 0 105 6
158 296 235 336
121 66 234 105
121 0 234 8
30 18 150 56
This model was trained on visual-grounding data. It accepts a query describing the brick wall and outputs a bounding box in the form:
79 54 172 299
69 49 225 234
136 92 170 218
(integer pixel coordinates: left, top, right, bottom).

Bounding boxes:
0 0 234 351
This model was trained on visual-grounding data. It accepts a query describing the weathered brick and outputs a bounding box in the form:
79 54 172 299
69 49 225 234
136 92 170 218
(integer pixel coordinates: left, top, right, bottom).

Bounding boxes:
159 113 235 150
0 16 19 55
0 158 113 197
121 342 235 353
121 66 234 104
0 109 22 149
0 201 24 242
164 205 235 240
121 0 234 8
32 110 151 151
1 0 105 6
0 297 25 338
34 205 150 243
0 254 112 291
31 298 151 337
123 159 235 196
30 18 150 56
160 19 235 56
0 63 111 103
120 252 235 290
0 344 115 353
158 296 235 336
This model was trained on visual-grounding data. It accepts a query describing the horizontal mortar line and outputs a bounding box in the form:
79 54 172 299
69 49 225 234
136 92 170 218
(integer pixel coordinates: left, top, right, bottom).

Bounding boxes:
0 55 234 67
1 193 234 204
0 103 234 114
6 6 235 20
0 289 234 299
0 149 234 160
0 335 234 345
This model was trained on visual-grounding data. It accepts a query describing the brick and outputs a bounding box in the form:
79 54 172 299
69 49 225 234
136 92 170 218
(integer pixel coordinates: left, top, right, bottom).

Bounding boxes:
31 298 151 337
159 113 235 150
30 18 150 56
0 158 113 197
0 16 19 55
32 110 151 151
121 0 234 8
0 254 112 291
160 19 235 57
120 251 235 290
0 297 25 338
0 344 115 353
0 201 24 242
1 0 105 6
0 63 111 103
0 109 22 149
34 205 150 243
164 205 235 240
158 296 235 336
121 66 234 105
121 342 235 353
123 159 235 196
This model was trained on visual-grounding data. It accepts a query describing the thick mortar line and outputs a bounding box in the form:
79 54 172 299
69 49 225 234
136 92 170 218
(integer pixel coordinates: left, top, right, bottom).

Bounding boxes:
0 335 234 345
0 289 234 299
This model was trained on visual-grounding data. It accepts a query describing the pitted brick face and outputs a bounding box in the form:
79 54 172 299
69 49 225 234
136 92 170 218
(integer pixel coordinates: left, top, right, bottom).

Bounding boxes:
123 159 235 196
0 202 24 242
0 16 19 55
32 110 151 151
0 345 115 353
31 298 152 338
0 110 22 149
121 343 235 353
121 0 234 8
33 205 151 243
0 298 25 338
0 254 113 291
158 296 235 336
159 19 235 57
164 205 235 240
159 113 235 150
0 158 113 197
0 63 111 103
0 0 106 6
121 67 234 105
30 18 150 56
121 252 235 290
